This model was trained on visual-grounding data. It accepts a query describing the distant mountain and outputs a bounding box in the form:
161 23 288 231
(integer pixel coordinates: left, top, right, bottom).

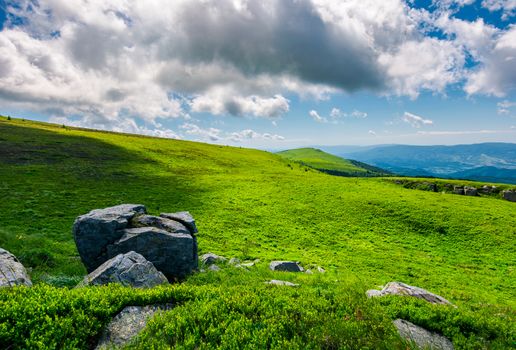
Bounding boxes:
320 143 516 184
277 148 390 177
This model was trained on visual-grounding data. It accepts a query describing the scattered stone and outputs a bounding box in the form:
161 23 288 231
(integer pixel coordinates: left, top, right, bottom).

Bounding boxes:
269 261 304 272
502 189 516 202
201 253 227 266
393 319 454 350
317 266 326 273
73 204 146 272
464 186 478 196
266 280 299 287
78 251 168 288
228 258 241 265
0 248 32 287
131 215 190 234
106 227 197 281
160 211 198 233
366 282 453 305
96 304 172 349
452 186 464 195
305 269 313 274
208 264 221 272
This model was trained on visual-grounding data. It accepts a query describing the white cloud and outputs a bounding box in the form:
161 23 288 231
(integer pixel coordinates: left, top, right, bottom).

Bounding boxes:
402 112 434 128
309 110 327 123
330 108 367 119
417 129 515 135
229 129 284 142
180 123 222 142
497 100 516 114
368 130 377 135
180 123 285 143
481 0 516 20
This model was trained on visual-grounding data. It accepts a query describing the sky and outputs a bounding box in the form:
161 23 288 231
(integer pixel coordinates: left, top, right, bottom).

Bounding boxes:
0 0 515 149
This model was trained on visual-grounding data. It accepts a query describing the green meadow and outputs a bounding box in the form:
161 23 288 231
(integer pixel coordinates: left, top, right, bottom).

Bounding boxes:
0 116 514 349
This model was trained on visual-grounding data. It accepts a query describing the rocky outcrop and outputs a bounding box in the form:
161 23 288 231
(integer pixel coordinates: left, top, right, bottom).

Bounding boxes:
464 186 478 196
502 189 516 202
73 205 198 281
394 319 454 350
366 282 453 305
0 248 32 287
269 261 304 272
79 251 168 288
96 304 172 349
452 186 464 195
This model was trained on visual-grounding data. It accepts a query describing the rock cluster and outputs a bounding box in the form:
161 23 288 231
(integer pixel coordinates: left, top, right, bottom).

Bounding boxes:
502 189 516 202
74 204 198 284
0 248 32 287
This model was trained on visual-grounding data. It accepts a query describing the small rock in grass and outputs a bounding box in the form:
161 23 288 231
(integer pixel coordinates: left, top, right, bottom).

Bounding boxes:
229 258 241 265
317 266 326 273
269 261 304 272
266 279 299 287
0 248 32 287
305 269 313 274
366 282 453 305
96 304 172 349
393 319 454 350
208 264 221 272
201 253 227 266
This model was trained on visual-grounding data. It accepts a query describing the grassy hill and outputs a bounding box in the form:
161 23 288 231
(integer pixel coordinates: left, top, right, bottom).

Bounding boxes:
0 117 515 349
277 147 389 176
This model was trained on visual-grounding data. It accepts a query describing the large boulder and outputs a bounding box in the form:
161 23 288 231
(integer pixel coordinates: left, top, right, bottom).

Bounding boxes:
79 251 168 288
464 186 478 196
366 282 452 305
269 261 304 272
502 189 516 202
394 319 454 350
96 304 172 349
452 186 464 195
0 248 32 287
73 205 199 281
106 227 196 281
73 204 146 272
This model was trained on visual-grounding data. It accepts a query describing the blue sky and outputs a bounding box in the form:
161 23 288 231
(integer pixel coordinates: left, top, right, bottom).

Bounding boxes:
0 0 515 148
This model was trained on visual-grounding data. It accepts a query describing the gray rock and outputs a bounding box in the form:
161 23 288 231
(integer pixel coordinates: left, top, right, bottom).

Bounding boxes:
366 282 452 305
266 279 299 287
96 304 172 349
208 264 221 271
317 266 326 273
464 186 478 196
228 258 241 265
131 215 190 234
160 211 198 234
79 251 168 288
73 204 146 272
452 186 464 195
107 227 197 281
394 319 454 350
305 269 313 274
479 185 497 195
201 253 226 266
502 189 516 202
269 261 303 272
0 248 32 287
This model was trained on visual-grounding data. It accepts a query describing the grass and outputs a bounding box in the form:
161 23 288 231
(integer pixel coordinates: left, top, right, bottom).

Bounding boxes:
0 116 515 349
277 147 389 176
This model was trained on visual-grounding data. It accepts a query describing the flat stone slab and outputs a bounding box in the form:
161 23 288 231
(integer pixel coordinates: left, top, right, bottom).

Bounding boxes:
79 251 168 288
269 261 303 272
160 211 198 233
0 248 32 287
394 319 454 350
96 304 172 349
366 282 453 305
266 280 299 287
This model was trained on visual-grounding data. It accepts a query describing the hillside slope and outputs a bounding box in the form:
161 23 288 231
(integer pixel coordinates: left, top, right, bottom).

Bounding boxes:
277 147 389 176
0 117 515 349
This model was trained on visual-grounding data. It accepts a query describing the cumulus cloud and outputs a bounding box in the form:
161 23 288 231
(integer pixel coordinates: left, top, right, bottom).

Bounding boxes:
180 123 285 143
368 130 377 136
309 110 327 123
497 100 516 114
402 112 434 128
481 0 516 20
0 0 513 132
